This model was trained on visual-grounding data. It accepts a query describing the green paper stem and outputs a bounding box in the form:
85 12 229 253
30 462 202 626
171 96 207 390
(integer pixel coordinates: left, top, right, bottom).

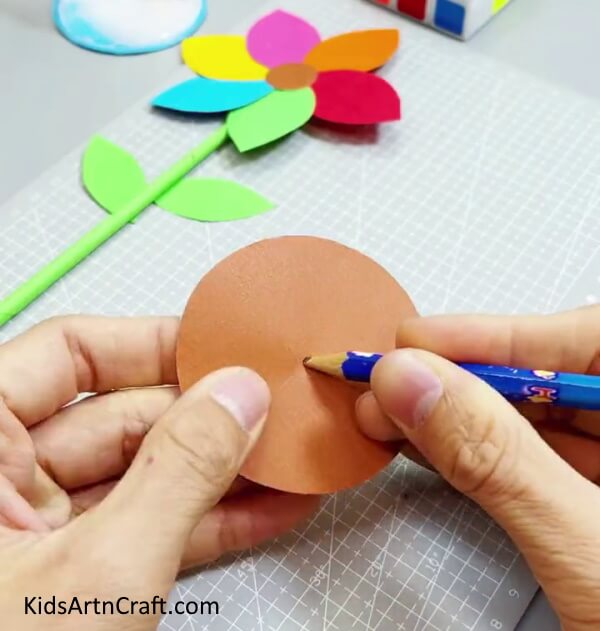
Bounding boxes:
0 123 229 327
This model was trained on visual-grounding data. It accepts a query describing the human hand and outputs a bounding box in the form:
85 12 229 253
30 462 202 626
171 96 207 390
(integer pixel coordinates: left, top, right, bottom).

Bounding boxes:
356 307 600 631
0 316 317 630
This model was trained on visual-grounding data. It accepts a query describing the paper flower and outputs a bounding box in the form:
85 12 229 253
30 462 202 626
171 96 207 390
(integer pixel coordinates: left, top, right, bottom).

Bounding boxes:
152 10 401 151
0 11 402 327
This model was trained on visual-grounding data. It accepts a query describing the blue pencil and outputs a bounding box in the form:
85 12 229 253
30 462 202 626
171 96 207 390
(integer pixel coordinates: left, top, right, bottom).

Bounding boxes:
303 352 600 410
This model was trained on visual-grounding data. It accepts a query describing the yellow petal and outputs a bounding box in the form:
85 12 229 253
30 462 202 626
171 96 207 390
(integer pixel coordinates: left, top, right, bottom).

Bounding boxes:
182 35 267 81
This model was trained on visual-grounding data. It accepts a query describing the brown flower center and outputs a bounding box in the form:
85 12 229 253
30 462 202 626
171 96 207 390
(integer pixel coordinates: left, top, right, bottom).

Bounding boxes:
267 63 317 90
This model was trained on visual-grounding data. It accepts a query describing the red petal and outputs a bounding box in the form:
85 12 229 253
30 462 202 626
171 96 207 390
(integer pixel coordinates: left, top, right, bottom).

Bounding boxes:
312 71 400 125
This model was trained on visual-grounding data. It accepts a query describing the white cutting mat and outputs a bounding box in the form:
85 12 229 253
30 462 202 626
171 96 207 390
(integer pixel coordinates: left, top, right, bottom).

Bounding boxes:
1 0 600 629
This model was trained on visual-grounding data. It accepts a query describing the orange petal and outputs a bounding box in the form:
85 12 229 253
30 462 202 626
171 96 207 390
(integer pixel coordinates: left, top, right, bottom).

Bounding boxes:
305 29 399 72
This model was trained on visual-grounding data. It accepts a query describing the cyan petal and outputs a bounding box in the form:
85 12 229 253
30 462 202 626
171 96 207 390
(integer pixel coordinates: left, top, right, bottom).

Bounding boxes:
152 77 272 113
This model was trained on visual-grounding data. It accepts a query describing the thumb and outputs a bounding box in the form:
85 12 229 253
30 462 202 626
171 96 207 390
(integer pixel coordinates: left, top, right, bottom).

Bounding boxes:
368 350 600 609
91 366 269 569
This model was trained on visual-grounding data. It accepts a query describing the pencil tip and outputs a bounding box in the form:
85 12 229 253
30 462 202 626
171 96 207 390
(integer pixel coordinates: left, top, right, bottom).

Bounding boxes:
302 356 312 366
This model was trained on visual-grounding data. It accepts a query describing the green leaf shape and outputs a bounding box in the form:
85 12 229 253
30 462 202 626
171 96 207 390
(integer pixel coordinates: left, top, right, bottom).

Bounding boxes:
157 178 274 222
227 88 316 152
82 136 146 214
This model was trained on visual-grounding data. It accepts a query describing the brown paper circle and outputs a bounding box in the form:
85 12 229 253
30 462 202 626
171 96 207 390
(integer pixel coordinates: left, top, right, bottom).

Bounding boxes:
266 63 317 90
177 236 417 494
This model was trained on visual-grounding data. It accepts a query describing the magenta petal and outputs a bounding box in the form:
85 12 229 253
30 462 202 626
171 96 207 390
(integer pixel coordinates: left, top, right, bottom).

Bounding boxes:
313 71 401 125
246 10 320 68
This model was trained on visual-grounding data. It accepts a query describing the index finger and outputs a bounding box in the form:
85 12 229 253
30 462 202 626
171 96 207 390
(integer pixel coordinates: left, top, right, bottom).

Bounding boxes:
0 315 179 426
396 306 600 374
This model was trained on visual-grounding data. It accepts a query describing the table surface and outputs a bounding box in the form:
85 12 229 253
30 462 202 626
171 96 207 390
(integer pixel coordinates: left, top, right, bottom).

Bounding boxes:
2 0 599 629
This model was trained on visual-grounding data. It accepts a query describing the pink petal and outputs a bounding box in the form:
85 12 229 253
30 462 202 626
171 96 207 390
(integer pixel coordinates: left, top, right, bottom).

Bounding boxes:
312 71 401 125
246 10 320 68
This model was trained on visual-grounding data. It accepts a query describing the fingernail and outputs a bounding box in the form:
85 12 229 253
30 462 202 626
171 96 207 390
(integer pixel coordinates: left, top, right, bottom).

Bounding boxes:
383 351 443 429
354 391 371 416
355 390 406 442
210 369 270 433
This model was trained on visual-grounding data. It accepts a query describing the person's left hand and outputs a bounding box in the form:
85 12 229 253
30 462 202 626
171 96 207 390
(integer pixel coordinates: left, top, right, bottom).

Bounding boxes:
0 315 317 565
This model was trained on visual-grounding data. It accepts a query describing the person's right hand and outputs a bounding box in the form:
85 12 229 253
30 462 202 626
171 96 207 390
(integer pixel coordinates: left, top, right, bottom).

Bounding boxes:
356 306 600 631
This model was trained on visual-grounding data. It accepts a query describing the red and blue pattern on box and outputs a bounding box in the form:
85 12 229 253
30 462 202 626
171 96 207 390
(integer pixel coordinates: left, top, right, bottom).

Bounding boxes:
370 0 513 40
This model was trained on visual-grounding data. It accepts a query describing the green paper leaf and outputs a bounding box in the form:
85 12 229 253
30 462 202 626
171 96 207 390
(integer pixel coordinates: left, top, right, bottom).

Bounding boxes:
82 136 146 214
227 88 315 152
157 178 274 222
